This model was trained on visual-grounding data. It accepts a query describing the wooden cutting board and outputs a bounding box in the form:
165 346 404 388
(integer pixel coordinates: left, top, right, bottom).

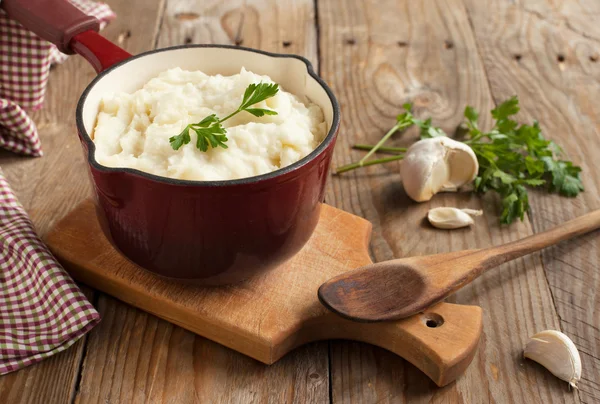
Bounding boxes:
45 199 483 387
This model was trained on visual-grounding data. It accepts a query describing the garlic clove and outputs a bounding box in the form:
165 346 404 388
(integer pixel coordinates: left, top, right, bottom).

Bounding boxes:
443 140 478 191
400 137 478 202
401 139 447 202
524 330 581 388
427 207 483 229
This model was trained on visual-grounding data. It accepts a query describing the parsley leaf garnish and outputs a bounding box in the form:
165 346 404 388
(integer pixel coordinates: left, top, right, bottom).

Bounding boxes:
240 82 279 111
169 82 279 151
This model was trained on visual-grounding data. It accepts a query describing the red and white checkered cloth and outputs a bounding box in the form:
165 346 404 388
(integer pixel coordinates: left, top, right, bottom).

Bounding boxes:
0 169 100 374
0 0 114 375
0 0 115 156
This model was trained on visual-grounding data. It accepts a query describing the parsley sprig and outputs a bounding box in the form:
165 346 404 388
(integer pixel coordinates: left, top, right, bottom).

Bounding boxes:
457 97 584 223
335 96 584 224
169 82 279 152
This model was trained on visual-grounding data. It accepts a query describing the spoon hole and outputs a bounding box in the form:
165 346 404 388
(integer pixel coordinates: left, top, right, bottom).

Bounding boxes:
422 313 444 328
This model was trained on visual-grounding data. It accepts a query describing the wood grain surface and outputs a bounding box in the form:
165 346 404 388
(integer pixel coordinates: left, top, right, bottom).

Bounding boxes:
318 0 578 402
463 1 600 402
0 0 597 402
46 200 483 388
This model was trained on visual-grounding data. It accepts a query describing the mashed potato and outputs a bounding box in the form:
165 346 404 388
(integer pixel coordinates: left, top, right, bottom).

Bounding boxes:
92 67 327 181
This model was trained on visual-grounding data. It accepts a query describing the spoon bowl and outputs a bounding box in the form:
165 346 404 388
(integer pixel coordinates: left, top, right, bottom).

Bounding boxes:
318 261 428 322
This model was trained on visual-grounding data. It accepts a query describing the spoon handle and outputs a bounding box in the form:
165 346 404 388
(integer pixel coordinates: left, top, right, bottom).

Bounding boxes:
474 209 600 272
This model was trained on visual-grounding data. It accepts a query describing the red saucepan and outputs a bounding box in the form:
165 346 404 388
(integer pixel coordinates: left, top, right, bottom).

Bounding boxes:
2 0 340 284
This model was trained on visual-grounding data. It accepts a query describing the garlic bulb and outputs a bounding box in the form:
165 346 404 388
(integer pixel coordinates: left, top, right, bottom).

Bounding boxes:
427 207 482 229
400 137 478 202
524 330 581 388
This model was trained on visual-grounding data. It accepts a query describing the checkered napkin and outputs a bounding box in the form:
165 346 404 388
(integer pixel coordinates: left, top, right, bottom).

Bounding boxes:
0 170 100 375
0 1 112 374
0 0 115 156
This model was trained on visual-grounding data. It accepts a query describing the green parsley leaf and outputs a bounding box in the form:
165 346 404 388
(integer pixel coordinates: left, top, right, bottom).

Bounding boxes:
241 83 280 110
169 129 191 150
491 96 519 120
542 157 584 196
493 170 516 185
464 106 479 126
561 174 585 196
522 178 546 187
415 117 446 138
245 108 278 117
396 105 414 123
525 156 545 176
501 193 520 224
194 124 228 152
197 114 219 127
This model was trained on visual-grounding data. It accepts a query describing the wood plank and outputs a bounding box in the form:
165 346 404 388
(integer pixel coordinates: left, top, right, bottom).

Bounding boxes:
76 297 328 404
156 0 318 66
73 1 329 403
0 0 165 402
317 0 578 402
462 1 600 402
517 0 600 42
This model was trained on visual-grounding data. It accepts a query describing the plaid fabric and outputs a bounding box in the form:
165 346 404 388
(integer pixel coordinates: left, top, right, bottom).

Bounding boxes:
0 1 113 374
0 170 100 375
0 0 115 157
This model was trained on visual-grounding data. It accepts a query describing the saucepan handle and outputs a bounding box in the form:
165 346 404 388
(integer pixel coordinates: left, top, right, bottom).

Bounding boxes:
1 0 132 72
0 0 100 54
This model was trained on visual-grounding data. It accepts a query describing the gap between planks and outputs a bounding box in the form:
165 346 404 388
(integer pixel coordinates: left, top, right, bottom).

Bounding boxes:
69 1 169 402
459 0 568 369
458 0 568 367
152 0 169 50
69 289 99 404
312 2 332 402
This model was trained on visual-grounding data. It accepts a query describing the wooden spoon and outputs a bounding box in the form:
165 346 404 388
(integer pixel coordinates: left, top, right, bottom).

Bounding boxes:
318 209 600 322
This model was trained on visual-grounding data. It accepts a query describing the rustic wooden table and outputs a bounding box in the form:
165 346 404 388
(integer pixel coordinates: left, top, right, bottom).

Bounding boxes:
1 0 599 403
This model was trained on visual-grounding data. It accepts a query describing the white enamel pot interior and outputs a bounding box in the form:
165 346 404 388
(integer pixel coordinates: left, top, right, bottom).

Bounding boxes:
79 45 339 179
